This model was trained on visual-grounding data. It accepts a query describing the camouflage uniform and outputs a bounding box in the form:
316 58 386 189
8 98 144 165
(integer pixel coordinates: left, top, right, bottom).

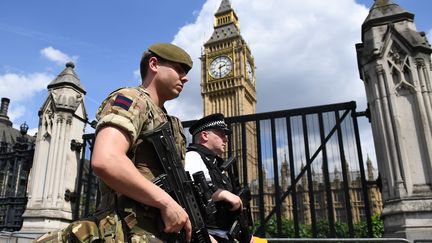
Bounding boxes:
95 85 187 242
34 213 124 243
34 42 192 243
34 86 186 243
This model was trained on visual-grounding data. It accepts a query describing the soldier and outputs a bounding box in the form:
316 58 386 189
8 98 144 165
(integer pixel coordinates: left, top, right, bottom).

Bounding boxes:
91 42 193 242
184 113 244 243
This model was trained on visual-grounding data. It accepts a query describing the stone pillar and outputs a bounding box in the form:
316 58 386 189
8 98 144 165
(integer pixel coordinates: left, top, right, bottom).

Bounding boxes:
356 0 432 240
20 62 87 235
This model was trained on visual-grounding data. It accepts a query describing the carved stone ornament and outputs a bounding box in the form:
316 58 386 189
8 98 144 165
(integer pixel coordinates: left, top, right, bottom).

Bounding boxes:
43 131 51 140
66 115 73 125
388 42 407 69
392 68 416 94
387 43 416 94
415 58 425 68
56 114 64 123
45 108 54 119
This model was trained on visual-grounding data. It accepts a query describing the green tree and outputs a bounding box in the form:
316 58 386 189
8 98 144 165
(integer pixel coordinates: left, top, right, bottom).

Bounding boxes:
354 214 384 238
315 219 330 238
255 214 383 239
334 221 349 238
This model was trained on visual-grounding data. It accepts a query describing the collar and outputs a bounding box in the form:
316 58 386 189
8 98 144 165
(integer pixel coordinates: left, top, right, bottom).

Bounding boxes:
187 144 227 168
187 143 217 158
138 85 168 114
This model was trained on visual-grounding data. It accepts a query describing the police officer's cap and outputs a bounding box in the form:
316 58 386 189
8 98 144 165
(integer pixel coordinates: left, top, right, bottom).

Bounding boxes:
148 43 193 73
189 113 231 136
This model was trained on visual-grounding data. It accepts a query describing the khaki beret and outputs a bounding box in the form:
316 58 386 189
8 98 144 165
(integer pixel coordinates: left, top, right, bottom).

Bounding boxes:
148 43 193 72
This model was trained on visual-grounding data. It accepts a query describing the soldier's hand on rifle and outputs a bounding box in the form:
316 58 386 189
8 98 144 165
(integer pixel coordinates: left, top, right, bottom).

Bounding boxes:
212 189 243 211
209 234 218 243
160 198 192 242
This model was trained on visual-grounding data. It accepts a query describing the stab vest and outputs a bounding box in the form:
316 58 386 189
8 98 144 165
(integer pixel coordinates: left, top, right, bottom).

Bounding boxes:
186 144 233 192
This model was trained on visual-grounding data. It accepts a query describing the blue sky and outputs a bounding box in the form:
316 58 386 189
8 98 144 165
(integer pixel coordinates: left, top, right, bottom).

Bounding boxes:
1 0 431 164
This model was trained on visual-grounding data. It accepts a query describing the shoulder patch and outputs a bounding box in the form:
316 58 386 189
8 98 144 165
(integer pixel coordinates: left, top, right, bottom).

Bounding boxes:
113 95 133 111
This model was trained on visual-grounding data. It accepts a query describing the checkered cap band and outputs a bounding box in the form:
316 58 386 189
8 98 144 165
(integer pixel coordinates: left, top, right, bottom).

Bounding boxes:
193 120 226 135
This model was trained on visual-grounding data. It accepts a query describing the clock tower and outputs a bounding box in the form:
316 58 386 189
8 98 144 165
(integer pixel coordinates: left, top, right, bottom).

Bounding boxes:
201 0 256 117
200 0 257 184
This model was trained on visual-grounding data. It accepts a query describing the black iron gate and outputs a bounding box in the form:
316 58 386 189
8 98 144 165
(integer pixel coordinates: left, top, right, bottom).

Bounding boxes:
76 101 378 238
71 133 98 221
0 136 34 232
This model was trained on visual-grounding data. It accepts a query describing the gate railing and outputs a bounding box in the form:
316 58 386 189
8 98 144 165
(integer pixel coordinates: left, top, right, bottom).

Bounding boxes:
0 137 34 232
76 101 379 238
73 133 98 220
0 197 27 231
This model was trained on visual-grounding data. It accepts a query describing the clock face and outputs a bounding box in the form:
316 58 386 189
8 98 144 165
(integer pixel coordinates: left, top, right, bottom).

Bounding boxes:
209 56 232 78
246 61 253 81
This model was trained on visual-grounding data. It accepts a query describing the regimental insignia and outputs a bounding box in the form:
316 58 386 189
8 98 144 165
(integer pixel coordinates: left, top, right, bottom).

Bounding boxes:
113 95 133 111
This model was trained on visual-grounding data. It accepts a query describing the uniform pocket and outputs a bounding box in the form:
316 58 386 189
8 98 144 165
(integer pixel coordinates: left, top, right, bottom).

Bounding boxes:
129 232 164 243
69 220 100 242
98 213 125 243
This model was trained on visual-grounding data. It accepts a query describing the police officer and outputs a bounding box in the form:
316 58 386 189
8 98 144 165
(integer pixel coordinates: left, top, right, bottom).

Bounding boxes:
92 43 193 242
185 113 243 243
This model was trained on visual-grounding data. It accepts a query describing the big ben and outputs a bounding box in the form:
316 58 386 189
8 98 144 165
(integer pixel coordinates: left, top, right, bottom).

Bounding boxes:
200 0 257 185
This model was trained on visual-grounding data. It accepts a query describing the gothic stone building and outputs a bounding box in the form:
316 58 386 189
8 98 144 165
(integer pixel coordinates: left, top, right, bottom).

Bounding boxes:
0 98 35 231
250 155 383 224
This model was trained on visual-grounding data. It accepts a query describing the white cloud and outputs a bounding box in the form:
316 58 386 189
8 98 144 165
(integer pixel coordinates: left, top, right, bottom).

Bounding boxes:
168 0 220 120
0 72 52 101
171 0 370 122
133 69 140 81
26 127 38 137
7 104 26 122
40 46 78 66
0 72 53 122
170 0 378 167
165 98 202 121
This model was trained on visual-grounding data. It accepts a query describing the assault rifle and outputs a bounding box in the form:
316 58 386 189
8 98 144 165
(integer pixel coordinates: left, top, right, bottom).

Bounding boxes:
220 156 253 243
146 122 211 243
192 171 217 221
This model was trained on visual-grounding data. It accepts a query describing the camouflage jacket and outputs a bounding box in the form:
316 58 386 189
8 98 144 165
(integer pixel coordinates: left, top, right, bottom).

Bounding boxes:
95 85 186 181
95 86 187 235
34 86 186 243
